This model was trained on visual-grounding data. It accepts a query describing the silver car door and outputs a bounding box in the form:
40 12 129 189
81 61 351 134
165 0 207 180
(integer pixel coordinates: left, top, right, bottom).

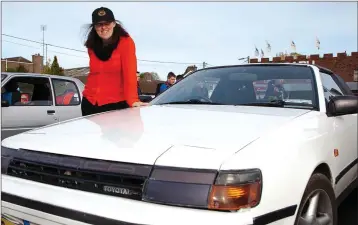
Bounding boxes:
1 75 58 139
51 78 82 122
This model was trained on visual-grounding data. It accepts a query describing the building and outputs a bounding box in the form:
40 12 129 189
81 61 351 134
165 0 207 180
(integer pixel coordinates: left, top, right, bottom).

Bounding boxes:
1 54 43 73
249 51 358 82
64 64 199 94
63 67 89 84
64 67 164 95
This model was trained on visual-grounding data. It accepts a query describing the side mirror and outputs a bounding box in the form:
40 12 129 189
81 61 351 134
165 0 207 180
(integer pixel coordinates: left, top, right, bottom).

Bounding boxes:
1 100 9 107
327 95 358 117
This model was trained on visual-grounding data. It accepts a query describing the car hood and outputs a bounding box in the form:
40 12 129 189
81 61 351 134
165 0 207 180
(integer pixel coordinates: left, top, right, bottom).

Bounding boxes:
2 105 310 169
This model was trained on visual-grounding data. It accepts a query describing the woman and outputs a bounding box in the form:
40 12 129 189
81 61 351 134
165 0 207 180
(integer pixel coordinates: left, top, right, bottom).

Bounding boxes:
81 7 147 116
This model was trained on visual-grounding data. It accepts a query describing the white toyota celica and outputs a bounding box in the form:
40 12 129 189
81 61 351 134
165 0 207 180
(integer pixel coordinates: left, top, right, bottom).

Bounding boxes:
1 63 357 225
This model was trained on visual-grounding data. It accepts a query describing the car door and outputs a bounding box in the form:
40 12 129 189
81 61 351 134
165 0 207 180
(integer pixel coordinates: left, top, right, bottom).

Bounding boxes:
1 75 58 140
51 78 82 122
320 72 358 193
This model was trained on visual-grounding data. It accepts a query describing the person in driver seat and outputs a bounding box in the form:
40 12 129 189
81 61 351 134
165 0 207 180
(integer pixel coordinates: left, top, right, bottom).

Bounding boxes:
264 79 286 100
2 81 21 105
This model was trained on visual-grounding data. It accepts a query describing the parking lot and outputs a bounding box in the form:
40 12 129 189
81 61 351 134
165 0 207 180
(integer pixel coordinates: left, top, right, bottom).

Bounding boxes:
338 188 357 225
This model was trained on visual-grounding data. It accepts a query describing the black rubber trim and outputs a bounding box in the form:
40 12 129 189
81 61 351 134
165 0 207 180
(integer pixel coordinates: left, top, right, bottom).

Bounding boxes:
1 192 146 225
253 205 297 225
335 158 358 184
1 147 152 177
336 177 358 206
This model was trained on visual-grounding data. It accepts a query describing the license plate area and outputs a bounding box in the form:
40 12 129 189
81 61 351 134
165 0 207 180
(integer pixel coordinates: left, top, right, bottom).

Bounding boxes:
2 214 38 225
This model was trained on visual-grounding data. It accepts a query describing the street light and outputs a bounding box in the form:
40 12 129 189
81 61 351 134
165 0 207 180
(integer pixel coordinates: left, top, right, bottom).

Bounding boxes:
238 56 250 64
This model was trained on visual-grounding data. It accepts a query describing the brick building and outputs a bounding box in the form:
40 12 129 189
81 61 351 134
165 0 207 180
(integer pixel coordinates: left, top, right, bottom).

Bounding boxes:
64 67 164 94
249 51 358 82
1 54 43 73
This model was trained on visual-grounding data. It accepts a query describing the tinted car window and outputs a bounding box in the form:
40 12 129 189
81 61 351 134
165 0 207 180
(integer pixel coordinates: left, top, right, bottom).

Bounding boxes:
2 76 52 106
320 72 344 102
333 74 354 95
52 79 81 106
151 65 318 109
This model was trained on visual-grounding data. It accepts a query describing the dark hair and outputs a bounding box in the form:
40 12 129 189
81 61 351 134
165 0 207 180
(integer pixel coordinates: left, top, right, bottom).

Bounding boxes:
167 72 176 79
84 21 129 49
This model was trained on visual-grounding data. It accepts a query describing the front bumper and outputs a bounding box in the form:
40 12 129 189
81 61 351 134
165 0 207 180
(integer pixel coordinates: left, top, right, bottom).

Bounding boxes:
1 175 254 225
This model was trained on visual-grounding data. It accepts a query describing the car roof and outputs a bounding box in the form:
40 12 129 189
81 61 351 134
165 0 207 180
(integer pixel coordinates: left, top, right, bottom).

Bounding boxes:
192 62 324 73
1 72 82 82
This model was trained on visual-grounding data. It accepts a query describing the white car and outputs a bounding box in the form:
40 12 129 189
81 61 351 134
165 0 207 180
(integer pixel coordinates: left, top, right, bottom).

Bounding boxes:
1 63 357 225
1 72 85 140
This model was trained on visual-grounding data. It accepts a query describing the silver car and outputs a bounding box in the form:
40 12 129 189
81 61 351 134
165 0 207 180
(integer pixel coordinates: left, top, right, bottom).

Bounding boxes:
1 72 84 139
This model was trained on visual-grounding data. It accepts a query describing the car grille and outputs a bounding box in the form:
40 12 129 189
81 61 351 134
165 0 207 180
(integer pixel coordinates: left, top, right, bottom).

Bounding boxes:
6 151 151 200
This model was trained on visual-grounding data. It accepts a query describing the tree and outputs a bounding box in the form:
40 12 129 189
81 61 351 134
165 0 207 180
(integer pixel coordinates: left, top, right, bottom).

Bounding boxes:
42 56 64 75
42 58 52 74
6 64 28 73
276 52 303 57
5 68 17 72
150 72 160 80
290 52 302 57
50 56 64 75
139 72 160 81
16 64 28 72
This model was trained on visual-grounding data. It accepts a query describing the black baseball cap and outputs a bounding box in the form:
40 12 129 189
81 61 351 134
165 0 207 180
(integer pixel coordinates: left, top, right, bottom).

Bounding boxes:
92 7 115 24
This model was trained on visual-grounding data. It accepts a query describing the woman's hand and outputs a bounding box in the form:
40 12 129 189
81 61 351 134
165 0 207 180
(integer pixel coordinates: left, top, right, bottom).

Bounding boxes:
132 101 149 107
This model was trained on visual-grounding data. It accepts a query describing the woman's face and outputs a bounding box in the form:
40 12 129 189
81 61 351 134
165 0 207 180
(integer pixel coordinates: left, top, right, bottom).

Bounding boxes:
94 21 116 40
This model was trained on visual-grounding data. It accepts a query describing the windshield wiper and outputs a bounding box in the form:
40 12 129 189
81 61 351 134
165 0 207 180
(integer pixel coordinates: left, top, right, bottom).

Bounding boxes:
156 99 225 105
238 100 314 108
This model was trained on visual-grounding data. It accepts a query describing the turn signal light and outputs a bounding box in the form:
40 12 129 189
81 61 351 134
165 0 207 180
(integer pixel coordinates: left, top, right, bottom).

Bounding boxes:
208 169 262 211
143 166 262 211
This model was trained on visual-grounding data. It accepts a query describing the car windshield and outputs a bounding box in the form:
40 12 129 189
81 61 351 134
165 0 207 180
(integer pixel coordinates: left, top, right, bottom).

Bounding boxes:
151 65 319 109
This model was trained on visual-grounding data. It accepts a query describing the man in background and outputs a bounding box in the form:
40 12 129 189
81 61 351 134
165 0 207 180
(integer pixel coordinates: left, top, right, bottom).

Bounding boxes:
176 75 184 82
159 72 176 94
137 71 142 96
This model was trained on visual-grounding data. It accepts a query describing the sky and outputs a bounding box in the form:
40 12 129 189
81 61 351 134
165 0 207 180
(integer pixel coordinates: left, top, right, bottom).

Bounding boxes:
1 2 357 80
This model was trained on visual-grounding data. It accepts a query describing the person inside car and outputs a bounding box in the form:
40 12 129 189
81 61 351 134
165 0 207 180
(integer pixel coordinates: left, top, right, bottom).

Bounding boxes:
264 79 287 100
81 7 148 116
2 81 21 106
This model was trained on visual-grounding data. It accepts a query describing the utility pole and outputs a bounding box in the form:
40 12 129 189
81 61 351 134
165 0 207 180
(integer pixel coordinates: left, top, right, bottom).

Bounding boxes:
40 25 47 66
203 62 207 68
45 44 48 65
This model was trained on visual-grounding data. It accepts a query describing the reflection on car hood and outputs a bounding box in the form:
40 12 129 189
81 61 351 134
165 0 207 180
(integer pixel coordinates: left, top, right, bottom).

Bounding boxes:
2 105 310 168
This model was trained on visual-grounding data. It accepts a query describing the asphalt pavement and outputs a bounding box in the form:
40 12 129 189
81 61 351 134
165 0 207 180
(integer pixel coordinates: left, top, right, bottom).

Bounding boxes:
338 188 357 225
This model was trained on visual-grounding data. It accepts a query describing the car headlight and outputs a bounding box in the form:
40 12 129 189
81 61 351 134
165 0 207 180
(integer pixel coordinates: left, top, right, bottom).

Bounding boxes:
143 166 262 211
208 169 262 210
